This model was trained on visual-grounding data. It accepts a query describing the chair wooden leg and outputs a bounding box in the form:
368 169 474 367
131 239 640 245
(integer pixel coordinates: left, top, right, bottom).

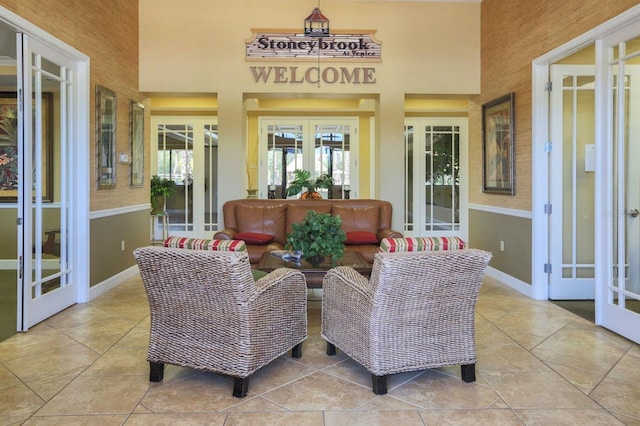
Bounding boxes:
461 363 476 382
326 342 336 356
372 374 388 395
233 376 250 398
149 362 165 382
291 342 303 358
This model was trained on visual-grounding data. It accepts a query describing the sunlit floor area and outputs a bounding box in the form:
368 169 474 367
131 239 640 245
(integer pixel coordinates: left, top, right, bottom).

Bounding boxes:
1 274 640 425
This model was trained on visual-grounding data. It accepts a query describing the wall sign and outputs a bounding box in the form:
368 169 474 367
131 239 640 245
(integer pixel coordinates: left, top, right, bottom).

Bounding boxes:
246 31 381 62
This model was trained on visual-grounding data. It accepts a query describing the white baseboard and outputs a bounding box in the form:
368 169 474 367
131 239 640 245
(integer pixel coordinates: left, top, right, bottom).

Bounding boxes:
88 264 139 301
485 266 533 299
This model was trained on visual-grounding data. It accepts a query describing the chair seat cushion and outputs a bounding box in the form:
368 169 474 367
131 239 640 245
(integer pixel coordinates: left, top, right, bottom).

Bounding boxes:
345 231 378 245
163 236 247 251
235 232 275 244
379 236 465 252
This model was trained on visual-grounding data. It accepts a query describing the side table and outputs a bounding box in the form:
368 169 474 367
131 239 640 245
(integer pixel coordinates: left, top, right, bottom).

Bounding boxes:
150 212 169 242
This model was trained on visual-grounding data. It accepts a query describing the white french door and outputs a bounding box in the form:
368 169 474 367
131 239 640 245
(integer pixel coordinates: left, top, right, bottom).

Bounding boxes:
258 118 358 199
596 28 640 343
403 118 468 240
18 34 82 328
548 65 596 299
151 116 219 238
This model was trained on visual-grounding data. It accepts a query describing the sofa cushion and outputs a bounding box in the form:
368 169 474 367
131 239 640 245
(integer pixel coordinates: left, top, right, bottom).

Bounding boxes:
286 204 332 235
235 232 275 244
332 205 379 234
163 236 247 251
345 231 378 245
379 236 465 252
236 203 286 244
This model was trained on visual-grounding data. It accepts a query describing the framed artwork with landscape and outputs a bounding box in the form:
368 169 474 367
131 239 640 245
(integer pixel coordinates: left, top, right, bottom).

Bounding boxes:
129 100 144 187
96 85 117 189
0 91 53 202
482 92 515 195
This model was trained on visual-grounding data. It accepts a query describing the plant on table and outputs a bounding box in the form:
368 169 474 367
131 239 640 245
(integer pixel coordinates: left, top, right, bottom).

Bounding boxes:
150 175 176 214
286 210 346 265
286 169 333 199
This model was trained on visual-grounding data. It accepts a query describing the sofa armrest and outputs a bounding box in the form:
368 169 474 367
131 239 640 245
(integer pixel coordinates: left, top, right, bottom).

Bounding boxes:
214 228 238 240
377 229 403 241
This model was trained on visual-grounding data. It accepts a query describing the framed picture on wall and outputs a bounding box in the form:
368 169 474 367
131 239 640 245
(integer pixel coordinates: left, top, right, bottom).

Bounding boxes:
96 85 116 189
482 93 515 195
0 92 53 202
129 100 144 187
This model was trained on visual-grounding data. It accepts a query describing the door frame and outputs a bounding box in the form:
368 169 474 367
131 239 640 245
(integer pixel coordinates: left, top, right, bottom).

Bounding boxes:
1 7 90 331
403 117 469 241
532 4 640 302
258 117 359 199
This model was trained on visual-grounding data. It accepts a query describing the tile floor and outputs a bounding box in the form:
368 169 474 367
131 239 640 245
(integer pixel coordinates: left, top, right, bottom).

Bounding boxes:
1 274 640 425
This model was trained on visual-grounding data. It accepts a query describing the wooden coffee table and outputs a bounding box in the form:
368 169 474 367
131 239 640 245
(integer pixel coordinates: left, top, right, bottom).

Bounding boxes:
256 251 372 288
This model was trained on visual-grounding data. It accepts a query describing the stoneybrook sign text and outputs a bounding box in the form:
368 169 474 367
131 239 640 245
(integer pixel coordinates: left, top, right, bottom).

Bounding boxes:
245 30 381 86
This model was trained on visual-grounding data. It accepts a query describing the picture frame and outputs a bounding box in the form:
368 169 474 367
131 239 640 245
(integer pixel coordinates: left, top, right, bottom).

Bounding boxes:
129 100 144 187
482 92 515 195
95 85 116 189
0 91 53 202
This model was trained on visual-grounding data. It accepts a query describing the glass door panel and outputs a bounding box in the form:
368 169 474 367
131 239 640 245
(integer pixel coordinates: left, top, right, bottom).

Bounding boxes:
152 117 218 238
404 119 466 238
261 118 357 199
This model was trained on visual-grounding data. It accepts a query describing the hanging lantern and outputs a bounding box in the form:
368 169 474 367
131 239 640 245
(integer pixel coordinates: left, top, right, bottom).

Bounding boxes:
304 7 330 37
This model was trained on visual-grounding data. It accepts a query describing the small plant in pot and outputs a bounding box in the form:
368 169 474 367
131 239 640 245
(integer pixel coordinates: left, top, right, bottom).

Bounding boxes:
150 175 176 214
286 210 346 266
286 169 333 199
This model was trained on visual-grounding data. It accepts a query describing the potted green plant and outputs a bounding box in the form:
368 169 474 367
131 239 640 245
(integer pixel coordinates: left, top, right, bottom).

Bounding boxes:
150 175 176 214
286 169 333 199
286 210 346 265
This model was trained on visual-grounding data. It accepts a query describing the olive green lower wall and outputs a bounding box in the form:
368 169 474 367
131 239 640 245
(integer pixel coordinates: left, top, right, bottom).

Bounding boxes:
90 209 150 287
469 208 532 285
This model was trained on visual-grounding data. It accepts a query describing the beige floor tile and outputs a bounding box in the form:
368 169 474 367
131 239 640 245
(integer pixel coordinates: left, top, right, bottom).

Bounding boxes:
245 355 317 394
3 342 99 382
419 408 524 425
0 325 78 362
324 409 424 425
83 346 149 376
124 412 226 425
35 375 150 416
481 370 601 409
590 376 640 419
544 361 607 394
263 371 376 410
3 273 640 424
224 411 324 426
26 367 85 401
476 344 551 372
515 409 626 425
23 414 128 425
140 372 241 413
388 369 500 409
0 383 45 424
607 345 640 383
0 363 22 390
222 395 289 412
531 324 632 375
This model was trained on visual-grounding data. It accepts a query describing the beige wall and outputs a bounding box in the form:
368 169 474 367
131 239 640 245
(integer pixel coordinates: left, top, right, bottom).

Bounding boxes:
139 0 481 223
0 0 152 289
468 0 640 285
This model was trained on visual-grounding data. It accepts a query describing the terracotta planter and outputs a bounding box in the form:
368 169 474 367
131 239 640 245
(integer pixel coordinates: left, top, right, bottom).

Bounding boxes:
301 191 322 199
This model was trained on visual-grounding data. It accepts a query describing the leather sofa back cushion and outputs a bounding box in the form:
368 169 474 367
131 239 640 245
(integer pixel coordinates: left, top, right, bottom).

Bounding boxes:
286 204 332 235
333 205 379 234
236 204 287 244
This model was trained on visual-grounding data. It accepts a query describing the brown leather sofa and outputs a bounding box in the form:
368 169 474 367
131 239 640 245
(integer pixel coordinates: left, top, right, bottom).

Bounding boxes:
214 199 403 264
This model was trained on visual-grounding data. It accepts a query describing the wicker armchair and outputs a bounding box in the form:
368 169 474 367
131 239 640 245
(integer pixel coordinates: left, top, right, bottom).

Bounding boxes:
321 248 491 395
133 246 307 398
